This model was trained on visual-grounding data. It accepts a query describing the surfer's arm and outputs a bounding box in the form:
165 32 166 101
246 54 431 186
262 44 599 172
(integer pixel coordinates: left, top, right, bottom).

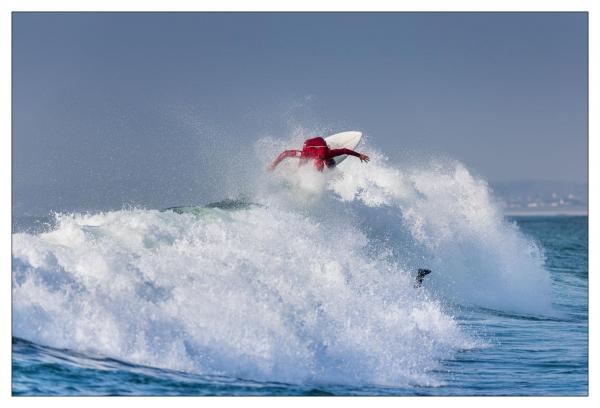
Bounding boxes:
268 150 301 171
329 148 370 163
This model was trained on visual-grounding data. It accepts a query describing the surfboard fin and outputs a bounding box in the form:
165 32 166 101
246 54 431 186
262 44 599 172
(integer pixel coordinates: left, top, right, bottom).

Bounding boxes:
414 268 432 288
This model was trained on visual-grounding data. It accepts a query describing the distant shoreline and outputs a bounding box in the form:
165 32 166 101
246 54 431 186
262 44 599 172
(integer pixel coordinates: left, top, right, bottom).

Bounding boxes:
503 209 588 217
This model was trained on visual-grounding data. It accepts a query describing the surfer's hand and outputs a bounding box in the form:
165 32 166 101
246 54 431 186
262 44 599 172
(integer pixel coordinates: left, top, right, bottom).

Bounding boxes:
359 154 370 163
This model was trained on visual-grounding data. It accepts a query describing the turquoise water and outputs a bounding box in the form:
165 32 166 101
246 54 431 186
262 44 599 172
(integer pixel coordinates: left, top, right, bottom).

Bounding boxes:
12 214 587 396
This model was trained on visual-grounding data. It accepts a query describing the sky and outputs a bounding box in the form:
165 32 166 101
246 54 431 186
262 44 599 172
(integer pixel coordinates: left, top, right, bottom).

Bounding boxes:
12 12 588 215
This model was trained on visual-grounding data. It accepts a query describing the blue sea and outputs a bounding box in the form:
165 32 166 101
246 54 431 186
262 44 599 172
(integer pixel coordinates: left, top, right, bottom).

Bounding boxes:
12 157 588 396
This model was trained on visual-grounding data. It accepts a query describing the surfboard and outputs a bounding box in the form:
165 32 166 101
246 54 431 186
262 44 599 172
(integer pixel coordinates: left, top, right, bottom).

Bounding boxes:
325 131 363 165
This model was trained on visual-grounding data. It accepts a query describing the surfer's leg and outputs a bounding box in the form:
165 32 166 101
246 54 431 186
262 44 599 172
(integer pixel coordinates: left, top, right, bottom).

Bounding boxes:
313 159 325 172
414 269 432 288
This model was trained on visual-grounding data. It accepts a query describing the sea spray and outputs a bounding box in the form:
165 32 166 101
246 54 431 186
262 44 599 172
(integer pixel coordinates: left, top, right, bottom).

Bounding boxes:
325 147 553 314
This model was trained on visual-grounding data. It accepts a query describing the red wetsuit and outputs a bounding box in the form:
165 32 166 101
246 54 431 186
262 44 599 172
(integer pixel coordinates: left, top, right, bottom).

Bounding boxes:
269 137 361 172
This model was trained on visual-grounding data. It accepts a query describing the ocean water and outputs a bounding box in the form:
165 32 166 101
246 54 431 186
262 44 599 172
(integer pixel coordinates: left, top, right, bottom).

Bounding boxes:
12 146 588 396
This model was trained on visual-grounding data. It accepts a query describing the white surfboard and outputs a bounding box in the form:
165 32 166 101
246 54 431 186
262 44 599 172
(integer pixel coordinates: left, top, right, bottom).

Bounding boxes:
324 131 363 165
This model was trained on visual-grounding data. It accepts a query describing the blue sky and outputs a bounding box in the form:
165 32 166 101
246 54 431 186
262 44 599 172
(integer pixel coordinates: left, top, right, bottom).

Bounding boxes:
12 12 587 215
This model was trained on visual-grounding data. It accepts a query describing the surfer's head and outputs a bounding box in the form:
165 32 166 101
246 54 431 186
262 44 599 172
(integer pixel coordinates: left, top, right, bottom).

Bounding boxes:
302 137 329 159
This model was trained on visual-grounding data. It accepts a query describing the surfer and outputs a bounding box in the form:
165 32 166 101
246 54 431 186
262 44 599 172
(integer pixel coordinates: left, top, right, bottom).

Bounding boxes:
268 137 370 172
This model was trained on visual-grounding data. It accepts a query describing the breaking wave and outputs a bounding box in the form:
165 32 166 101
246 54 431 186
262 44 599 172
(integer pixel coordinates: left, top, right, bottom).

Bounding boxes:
12 136 552 387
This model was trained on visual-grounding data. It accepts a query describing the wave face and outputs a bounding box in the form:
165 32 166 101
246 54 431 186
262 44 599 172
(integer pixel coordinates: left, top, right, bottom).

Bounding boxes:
12 139 552 388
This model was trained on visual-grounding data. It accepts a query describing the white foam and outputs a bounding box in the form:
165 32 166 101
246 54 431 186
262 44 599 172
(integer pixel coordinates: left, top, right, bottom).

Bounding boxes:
13 206 474 387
